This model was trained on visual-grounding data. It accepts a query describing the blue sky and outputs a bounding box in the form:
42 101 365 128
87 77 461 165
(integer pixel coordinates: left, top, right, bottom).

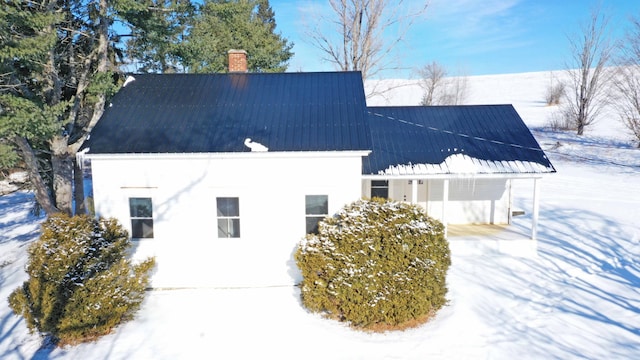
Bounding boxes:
268 0 640 78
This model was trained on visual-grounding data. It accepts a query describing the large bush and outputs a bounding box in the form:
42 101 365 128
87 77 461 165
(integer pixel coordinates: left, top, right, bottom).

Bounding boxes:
8 214 155 345
295 198 451 330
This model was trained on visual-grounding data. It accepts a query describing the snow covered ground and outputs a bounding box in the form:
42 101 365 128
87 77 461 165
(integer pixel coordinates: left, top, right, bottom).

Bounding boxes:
1 70 639 359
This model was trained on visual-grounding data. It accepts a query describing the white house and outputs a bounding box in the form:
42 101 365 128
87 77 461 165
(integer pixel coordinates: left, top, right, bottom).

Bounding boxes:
81 53 555 288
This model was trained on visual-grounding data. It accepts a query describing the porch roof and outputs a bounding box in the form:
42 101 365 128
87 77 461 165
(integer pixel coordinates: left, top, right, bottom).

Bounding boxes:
363 105 556 176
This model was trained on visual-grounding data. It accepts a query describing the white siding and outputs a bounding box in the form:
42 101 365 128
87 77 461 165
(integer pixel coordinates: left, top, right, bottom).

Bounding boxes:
90 152 364 288
426 179 510 224
362 178 510 225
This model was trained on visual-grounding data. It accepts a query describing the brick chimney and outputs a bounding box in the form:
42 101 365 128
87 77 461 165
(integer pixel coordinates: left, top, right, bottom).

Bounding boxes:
228 49 248 73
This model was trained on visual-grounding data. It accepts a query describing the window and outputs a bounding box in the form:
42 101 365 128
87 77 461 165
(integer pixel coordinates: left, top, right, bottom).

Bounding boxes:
305 195 328 234
371 180 389 199
129 197 153 238
217 197 240 238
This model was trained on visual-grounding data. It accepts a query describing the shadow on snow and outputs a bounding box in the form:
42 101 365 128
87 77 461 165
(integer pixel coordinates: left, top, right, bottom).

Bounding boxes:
457 205 640 358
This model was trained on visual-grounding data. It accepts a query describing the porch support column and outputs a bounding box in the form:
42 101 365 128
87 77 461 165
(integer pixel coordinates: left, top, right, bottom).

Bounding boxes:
531 178 540 240
442 179 449 237
508 179 513 225
411 179 418 204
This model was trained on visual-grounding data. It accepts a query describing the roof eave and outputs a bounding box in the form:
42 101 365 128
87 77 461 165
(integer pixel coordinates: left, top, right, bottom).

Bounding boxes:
361 171 555 180
83 150 372 160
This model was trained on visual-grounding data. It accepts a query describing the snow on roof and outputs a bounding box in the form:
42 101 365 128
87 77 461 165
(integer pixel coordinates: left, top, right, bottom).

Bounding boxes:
378 153 554 176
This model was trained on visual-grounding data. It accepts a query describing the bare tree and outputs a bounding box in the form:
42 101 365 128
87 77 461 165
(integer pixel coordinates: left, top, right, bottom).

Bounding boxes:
418 61 446 105
544 72 566 106
612 16 640 147
563 7 616 135
545 83 566 106
306 0 428 82
442 71 469 105
418 61 468 106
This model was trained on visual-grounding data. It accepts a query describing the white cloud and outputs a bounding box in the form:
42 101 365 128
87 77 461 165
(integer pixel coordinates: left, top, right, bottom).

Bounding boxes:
427 0 524 39
413 0 547 63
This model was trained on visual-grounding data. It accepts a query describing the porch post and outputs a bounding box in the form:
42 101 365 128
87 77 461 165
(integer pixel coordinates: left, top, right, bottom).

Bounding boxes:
508 179 513 225
411 179 418 204
532 178 540 240
442 179 449 237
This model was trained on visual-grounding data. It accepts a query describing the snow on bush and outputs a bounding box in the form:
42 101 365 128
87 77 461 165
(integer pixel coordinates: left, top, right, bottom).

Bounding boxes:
8 214 155 345
295 198 451 330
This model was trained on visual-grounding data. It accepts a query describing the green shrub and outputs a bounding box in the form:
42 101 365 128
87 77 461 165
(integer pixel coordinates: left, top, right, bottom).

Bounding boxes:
8 213 155 345
295 198 451 330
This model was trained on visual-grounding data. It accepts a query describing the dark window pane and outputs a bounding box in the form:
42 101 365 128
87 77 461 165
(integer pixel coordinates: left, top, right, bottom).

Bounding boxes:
229 218 240 237
306 216 324 234
218 218 240 238
217 197 239 217
371 180 389 199
371 180 389 187
371 187 389 199
131 219 154 238
129 197 153 239
130 198 152 217
305 195 328 215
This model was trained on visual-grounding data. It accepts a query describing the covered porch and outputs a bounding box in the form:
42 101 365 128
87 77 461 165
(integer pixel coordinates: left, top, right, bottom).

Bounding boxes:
361 174 544 240
362 105 556 241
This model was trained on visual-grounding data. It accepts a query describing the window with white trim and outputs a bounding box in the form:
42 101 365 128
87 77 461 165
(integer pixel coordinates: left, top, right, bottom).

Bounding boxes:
129 197 154 238
305 195 328 234
371 180 389 199
217 197 240 238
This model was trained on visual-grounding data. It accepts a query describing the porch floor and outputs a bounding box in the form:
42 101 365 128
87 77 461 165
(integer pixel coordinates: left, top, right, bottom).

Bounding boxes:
448 224 508 237
446 224 537 257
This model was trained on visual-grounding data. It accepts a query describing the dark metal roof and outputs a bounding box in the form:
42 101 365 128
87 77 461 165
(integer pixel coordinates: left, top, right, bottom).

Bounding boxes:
84 73 555 176
83 72 371 154
363 105 556 175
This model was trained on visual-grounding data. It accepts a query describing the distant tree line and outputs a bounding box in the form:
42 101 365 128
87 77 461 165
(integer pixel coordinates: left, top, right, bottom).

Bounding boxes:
0 0 293 215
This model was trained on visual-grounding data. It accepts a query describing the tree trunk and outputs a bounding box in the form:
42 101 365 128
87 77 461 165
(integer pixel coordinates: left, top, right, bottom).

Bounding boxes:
14 136 59 215
73 158 86 215
51 135 73 215
67 0 109 214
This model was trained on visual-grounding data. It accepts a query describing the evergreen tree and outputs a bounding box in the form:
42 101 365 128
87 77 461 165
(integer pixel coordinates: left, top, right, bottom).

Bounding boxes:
8 214 155 345
296 198 451 331
0 0 123 214
119 0 196 73
256 0 276 32
0 0 178 214
182 0 293 73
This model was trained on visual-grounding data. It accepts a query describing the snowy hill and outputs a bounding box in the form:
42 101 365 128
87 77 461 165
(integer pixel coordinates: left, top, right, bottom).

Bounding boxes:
1 71 639 359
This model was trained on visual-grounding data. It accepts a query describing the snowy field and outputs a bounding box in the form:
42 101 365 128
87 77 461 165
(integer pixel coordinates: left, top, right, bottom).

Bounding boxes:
1 70 640 359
